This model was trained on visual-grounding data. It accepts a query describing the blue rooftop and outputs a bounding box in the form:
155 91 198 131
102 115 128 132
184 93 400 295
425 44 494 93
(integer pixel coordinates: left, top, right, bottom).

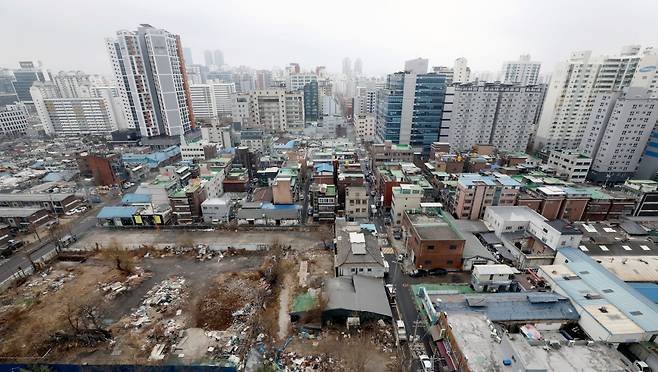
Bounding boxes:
554 248 658 333
97 206 141 219
629 283 658 304
458 174 521 187
261 203 301 210
314 163 333 173
121 193 152 205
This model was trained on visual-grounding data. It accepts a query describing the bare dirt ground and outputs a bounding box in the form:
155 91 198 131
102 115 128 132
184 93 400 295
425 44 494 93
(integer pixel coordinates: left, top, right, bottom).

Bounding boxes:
68 227 332 253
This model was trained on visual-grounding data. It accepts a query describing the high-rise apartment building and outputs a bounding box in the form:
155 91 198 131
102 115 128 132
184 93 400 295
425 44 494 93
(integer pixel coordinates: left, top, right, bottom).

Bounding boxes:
446 82 544 153
30 82 118 136
0 69 19 107
210 82 236 116
303 81 319 122
183 48 193 66
106 24 194 138
12 61 50 103
237 89 305 132
255 70 273 90
354 114 375 142
578 88 658 183
286 73 317 91
501 54 541 85
533 46 649 152
353 87 378 116
376 71 447 153
204 50 214 67
0 103 29 136
189 84 218 120
453 57 471 83
214 50 224 67
51 71 92 98
630 50 658 97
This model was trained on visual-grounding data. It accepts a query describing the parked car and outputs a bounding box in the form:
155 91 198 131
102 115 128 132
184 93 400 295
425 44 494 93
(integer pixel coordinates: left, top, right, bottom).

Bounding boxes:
7 239 24 249
393 229 402 240
396 254 404 263
428 268 448 276
396 320 407 342
58 234 77 247
370 190 376 197
409 269 428 278
419 355 434 372
385 284 396 298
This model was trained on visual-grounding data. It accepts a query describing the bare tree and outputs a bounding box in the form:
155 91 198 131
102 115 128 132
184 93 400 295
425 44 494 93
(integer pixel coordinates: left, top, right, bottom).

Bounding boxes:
100 238 135 274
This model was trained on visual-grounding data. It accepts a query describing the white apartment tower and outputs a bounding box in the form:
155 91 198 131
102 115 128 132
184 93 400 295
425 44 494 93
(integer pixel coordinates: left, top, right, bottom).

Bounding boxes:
211 82 236 116
578 87 658 183
238 89 305 132
189 84 218 120
106 24 195 138
446 83 544 153
501 54 541 85
453 57 471 83
533 45 649 152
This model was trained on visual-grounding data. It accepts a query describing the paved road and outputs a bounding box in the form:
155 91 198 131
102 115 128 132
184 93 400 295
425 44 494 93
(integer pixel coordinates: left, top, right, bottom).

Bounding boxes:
0 192 122 288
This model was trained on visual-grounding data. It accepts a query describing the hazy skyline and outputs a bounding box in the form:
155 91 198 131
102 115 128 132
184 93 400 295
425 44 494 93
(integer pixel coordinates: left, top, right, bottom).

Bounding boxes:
1 0 657 77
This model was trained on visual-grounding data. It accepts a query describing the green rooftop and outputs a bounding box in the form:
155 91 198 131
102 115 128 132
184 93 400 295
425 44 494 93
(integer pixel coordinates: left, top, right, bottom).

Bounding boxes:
291 292 319 314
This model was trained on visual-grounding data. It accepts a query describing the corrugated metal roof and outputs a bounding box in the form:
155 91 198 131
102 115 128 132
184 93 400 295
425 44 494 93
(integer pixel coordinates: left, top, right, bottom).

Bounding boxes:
96 206 140 219
121 193 152 204
324 276 392 318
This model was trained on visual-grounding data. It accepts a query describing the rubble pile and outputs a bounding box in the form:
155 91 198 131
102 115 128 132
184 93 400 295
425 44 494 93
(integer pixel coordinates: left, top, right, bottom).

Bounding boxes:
276 352 342 371
130 277 187 329
24 268 76 296
99 268 147 300
196 275 261 331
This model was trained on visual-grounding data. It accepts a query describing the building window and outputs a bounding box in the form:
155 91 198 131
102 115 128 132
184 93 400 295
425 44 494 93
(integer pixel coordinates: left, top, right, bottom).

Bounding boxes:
449 245 457 250
424 260 432 265
427 245 435 250
447 260 453 265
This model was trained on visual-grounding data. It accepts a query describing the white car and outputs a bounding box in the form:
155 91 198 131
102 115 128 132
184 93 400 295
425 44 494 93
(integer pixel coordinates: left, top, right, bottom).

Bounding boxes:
419 355 434 372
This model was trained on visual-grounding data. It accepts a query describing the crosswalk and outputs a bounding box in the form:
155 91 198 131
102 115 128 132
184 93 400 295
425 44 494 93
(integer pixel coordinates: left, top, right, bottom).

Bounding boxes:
381 247 396 255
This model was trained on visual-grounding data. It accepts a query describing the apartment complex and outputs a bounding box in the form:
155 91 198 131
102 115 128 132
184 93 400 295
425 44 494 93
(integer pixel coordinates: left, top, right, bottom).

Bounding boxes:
533 46 649 152
446 82 544 152
0 103 29 136
189 84 217 119
211 82 236 116
579 87 658 183
237 89 305 132
106 24 194 138
501 54 541 85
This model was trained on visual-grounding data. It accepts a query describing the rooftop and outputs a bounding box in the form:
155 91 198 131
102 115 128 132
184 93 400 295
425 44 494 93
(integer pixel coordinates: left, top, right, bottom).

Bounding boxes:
97 206 141 219
0 207 46 218
406 211 464 241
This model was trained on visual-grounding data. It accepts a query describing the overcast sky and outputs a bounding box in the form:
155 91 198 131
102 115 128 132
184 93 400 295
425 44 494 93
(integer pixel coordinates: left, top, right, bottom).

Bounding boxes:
1 0 657 77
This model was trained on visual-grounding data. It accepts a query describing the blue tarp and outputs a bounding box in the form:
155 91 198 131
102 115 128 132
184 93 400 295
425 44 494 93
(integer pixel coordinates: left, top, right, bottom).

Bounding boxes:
261 203 300 210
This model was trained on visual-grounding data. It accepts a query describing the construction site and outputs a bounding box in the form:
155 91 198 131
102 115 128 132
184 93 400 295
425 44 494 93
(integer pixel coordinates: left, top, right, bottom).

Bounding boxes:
0 228 402 371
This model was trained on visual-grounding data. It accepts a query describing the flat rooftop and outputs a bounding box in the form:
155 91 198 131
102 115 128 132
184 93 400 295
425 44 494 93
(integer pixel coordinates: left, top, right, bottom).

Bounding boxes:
577 222 658 257
406 212 464 241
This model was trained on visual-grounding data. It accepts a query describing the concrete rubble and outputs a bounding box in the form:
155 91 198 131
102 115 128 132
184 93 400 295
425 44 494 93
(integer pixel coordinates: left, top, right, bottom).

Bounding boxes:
130 277 186 329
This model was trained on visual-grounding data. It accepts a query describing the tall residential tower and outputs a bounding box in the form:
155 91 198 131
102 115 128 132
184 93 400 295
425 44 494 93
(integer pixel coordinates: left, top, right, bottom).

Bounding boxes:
106 24 195 138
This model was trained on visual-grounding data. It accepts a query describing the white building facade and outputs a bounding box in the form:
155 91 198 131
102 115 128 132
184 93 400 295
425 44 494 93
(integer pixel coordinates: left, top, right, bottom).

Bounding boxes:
501 54 541 85
446 83 543 152
189 84 217 120
579 87 658 183
354 114 375 142
106 24 194 138
533 46 650 152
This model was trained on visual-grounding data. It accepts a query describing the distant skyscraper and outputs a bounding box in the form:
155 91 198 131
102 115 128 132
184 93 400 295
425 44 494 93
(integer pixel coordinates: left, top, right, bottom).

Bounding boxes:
204 50 214 67
214 50 224 67
404 58 429 74
501 54 541 85
376 71 447 153
342 57 352 77
255 70 273 90
0 69 19 107
12 61 50 103
354 58 363 76
189 84 217 120
533 45 649 152
106 24 194 138
630 49 658 98
453 57 470 83
183 48 194 66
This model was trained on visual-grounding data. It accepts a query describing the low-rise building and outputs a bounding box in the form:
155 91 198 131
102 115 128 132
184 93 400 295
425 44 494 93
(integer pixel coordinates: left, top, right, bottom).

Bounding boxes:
201 196 232 224
452 173 521 220
0 193 82 215
471 264 519 292
546 150 592 183
180 140 218 162
334 219 387 278
0 207 52 232
370 141 415 166
345 186 368 219
223 167 249 193
391 184 423 225
169 183 207 224
236 202 300 226
310 183 337 222
402 208 465 271
540 248 658 343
